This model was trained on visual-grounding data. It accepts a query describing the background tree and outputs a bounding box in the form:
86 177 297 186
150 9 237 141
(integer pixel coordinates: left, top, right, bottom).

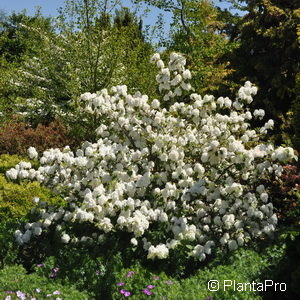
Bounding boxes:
134 0 238 95
0 0 157 142
112 7 156 95
0 9 52 63
0 10 53 122
224 0 300 147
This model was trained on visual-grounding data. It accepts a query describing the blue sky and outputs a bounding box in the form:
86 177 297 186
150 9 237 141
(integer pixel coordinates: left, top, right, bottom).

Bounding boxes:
0 0 235 15
0 0 241 27
0 1 240 44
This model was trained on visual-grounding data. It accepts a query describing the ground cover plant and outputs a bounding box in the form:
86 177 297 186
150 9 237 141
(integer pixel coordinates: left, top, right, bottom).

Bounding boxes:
0 265 89 299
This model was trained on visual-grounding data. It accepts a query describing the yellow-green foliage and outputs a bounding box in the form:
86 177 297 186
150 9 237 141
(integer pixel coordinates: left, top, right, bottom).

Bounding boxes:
0 154 65 220
0 154 37 173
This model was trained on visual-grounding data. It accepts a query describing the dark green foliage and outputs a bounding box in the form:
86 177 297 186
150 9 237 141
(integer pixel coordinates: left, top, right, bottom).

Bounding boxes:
0 10 56 124
0 10 52 63
23 241 124 299
225 0 300 145
0 220 20 268
110 245 284 300
292 73 300 151
17 219 295 300
261 229 300 300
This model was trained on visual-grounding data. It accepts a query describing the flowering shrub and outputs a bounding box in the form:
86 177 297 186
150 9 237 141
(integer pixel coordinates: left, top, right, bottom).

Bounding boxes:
7 53 297 262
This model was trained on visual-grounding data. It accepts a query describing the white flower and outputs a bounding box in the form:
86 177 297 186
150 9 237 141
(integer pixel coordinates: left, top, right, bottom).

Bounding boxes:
43 219 52 228
6 168 18 180
151 99 160 109
169 149 179 161
32 197 40 204
253 109 265 119
147 244 169 259
224 98 232 108
159 212 168 222
256 185 265 194
150 53 160 62
156 60 164 68
228 240 238 251
130 238 138 246
22 230 32 243
28 147 38 159
260 192 269 202
192 244 204 257
217 97 224 107
61 233 71 243
174 86 182 96
182 69 192 80
33 227 42 236
170 74 182 86
264 119 274 129
237 235 244 246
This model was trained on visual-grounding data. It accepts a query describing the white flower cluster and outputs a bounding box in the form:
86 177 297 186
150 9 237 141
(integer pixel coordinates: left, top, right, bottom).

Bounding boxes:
151 53 192 101
7 53 297 261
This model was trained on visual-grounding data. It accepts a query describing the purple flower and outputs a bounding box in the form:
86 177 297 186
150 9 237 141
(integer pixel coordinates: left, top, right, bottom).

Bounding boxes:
16 291 26 300
5 296 11 300
50 268 59 278
143 288 152 296
147 285 155 289
127 271 135 277
124 291 131 297
5 291 14 294
95 270 100 276
153 276 159 280
117 282 125 286
165 280 173 285
37 264 43 267
35 289 41 293
53 291 61 295
120 289 131 297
